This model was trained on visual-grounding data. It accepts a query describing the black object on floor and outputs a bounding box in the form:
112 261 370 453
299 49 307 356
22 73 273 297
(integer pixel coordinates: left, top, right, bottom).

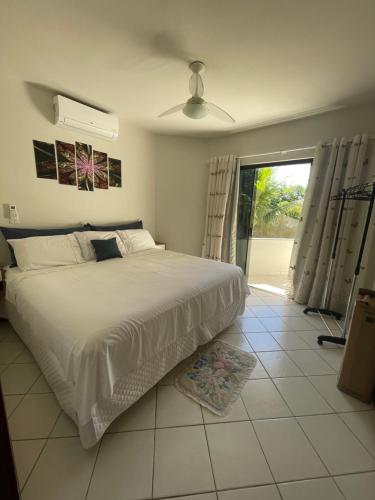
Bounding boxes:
317 334 346 346
304 307 342 321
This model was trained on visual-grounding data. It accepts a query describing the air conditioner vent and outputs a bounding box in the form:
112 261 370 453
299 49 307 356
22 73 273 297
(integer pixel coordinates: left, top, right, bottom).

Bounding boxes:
53 95 119 141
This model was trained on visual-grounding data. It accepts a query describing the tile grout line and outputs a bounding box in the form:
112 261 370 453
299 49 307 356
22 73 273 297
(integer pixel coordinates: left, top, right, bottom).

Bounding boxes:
243 315 374 483
306 375 375 415
7 353 50 491
273 375 337 416
5 392 26 419
240 393 282 494
332 475 350 500
19 438 48 493
84 437 103 500
7 402 373 445
284 347 338 374
260 374 356 483
49 409 63 437
20 401 62 494
1 408 252 434
313 348 344 371
291 413 334 477
264 319 374 479
245 292 364 490
336 411 375 461
202 404 219 492
147 468 375 500
151 385 158 498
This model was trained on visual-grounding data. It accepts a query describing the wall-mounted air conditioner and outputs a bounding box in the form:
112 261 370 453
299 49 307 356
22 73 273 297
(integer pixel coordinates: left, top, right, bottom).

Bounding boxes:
53 95 119 141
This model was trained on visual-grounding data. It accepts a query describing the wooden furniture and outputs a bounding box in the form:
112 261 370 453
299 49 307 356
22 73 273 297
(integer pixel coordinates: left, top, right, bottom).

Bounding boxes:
338 289 375 402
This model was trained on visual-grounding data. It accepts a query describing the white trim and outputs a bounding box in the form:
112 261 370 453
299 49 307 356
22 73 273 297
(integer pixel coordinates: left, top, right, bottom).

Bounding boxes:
238 136 375 166
238 145 316 160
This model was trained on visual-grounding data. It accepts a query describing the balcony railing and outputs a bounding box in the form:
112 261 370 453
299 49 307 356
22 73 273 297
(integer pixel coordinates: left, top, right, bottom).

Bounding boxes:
248 237 294 276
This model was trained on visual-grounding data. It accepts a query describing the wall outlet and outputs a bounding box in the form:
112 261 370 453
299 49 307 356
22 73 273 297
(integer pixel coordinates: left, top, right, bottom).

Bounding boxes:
9 204 20 224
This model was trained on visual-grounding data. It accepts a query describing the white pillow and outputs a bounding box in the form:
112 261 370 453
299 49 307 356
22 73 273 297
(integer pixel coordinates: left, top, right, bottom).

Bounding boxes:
74 231 127 261
8 234 84 271
117 229 155 254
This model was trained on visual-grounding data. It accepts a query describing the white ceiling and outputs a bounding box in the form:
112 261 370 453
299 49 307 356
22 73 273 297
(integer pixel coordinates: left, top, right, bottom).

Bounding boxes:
2 0 375 137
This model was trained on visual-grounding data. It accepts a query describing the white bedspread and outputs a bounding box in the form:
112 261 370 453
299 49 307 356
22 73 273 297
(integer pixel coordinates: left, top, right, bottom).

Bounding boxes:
6 249 249 447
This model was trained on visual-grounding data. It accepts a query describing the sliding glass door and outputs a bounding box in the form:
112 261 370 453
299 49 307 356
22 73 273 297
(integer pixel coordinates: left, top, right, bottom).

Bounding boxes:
236 168 256 272
236 159 312 292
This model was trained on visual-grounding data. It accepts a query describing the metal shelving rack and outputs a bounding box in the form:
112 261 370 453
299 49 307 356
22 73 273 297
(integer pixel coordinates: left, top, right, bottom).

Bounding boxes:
304 181 375 346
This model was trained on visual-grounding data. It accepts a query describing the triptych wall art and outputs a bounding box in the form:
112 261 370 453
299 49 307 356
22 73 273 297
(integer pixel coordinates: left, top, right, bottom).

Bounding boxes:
33 140 122 191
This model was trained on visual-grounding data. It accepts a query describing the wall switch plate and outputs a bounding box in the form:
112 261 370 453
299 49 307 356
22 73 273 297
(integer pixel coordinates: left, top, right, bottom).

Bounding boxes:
9 204 20 224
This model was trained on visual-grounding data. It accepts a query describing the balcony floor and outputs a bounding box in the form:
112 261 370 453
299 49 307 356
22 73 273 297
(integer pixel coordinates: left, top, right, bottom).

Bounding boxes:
249 273 290 296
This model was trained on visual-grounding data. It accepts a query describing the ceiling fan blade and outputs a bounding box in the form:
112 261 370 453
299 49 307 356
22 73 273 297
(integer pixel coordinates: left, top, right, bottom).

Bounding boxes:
189 73 204 97
158 103 185 118
206 102 235 123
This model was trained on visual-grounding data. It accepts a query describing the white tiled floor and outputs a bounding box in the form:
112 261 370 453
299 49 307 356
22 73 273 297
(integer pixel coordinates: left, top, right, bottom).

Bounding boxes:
206 421 273 489
154 425 215 497
1 288 375 500
253 417 328 482
297 414 375 475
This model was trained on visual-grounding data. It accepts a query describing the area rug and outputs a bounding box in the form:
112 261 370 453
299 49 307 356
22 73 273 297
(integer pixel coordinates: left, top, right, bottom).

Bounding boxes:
175 339 257 416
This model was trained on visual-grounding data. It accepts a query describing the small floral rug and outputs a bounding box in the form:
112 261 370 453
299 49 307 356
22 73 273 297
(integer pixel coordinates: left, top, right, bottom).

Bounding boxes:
175 340 257 416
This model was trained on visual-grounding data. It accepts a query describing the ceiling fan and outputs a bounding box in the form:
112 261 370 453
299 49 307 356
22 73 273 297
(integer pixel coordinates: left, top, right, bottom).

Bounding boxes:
158 61 235 123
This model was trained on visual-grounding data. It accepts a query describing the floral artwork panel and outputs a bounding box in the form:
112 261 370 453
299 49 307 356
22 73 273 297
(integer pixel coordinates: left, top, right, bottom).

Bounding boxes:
93 150 108 189
108 158 122 187
56 141 76 185
76 142 93 191
33 140 57 179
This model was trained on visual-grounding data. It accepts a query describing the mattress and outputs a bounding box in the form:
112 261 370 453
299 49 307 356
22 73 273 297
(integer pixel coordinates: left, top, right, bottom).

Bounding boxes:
5 249 249 447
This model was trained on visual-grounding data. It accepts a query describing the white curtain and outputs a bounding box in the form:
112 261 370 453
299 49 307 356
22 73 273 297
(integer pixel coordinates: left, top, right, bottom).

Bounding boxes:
202 155 239 264
289 134 375 313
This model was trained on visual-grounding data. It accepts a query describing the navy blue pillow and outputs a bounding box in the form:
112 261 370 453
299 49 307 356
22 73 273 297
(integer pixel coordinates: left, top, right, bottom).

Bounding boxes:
89 220 143 231
91 238 122 262
0 225 87 267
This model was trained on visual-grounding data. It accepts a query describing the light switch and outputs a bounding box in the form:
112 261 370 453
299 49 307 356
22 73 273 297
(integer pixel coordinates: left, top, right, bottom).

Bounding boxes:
9 204 20 224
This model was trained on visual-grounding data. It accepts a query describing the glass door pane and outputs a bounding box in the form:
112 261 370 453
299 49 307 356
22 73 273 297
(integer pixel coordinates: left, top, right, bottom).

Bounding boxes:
248 161 311 294
236 167 256 272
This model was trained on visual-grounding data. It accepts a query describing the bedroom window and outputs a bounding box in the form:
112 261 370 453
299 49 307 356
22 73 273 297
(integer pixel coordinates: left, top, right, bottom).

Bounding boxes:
236 159 312 294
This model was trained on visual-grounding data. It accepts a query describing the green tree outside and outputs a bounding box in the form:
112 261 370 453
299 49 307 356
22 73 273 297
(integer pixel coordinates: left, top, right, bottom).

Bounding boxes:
252 167 306 238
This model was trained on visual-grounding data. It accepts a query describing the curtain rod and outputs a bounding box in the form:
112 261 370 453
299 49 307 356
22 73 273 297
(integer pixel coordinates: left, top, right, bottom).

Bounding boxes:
238 145 314 160
238 136 375 160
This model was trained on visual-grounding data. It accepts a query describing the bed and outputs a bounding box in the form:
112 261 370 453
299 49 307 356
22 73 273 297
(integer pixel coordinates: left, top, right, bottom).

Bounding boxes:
5 248 248 447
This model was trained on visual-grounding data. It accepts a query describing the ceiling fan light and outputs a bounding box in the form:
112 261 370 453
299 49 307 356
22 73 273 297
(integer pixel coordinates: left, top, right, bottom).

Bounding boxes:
183 101 208 119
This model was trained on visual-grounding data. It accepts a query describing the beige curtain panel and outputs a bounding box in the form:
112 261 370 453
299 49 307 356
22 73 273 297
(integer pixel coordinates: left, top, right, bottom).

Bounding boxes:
202 155 239 264
289 134 375 313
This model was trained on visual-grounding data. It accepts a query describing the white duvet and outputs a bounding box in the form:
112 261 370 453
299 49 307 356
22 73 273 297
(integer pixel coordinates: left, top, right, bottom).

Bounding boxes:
6 249 249 447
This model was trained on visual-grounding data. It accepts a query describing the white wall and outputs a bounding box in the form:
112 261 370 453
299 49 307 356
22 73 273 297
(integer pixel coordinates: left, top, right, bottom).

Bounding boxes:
0 76 156 265
154 135 209 256
209 103 375 158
